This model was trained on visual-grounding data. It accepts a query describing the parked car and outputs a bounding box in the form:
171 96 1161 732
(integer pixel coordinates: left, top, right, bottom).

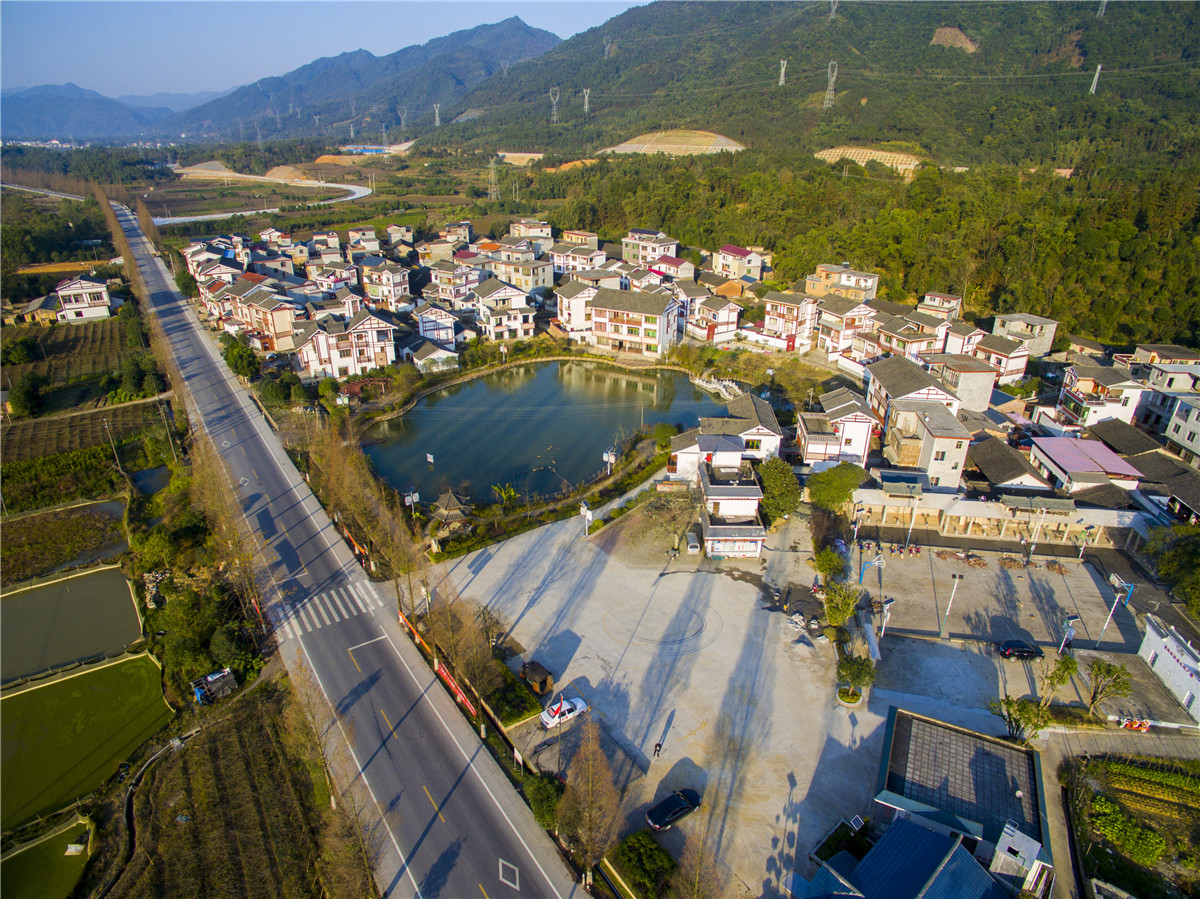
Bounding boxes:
540 696 588 729
686 530 701 555
646 789 701 831
997 639 1044 660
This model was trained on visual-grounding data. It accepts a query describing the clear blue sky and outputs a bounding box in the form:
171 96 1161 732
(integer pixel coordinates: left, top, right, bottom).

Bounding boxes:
1 1 646 97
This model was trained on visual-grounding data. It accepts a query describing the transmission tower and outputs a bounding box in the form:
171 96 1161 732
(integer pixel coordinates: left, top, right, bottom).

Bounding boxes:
604 35 612 59
583 88 591 115
488 158 500 201
779 59 788 87
350 99 357 117
501 59 510 77
549 87 560 124
433 103 441 128
238 118 245 139
350 123 355 139
314 115 321 129
398 105 408 136
256 121 263 149
824 61 838 108
829 0 838 20
1097 0 1107 17
1089 63 1103 94
512 180 519 202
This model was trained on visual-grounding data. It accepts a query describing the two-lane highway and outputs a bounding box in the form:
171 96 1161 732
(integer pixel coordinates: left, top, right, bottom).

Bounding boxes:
116 205 578 899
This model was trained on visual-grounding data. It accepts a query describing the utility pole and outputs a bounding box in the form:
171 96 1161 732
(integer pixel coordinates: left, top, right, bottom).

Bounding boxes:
905 492 920 550
829 0 838 20
501 59 510 77
582 88 591 115
1097 0 1107 17
603 35 612 59
433 104 441 128
157 401 179 463
1089 64 1102 95
824 61 838 109
487 158 500 202
549 87 560 124
104 419 125 477
940 574 964 639
778 59 788 87
398 105 407 137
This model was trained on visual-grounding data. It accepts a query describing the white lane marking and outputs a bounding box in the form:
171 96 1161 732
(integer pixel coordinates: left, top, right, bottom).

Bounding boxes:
319 592 343 622
357 581 382 610
296 604 317 633
383 634 567 899
311 594 333 626
499 859 520 890
367 581 387 608
346 585 369 615
347 634 388 652
330 589 352 619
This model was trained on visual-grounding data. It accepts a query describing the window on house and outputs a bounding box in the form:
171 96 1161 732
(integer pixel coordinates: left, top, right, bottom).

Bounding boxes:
955 441 964 449
745 440 762 451
1122 396 1130 406
1174 424 1182 434
930 477 940 486
952 462 960 470
934 451 947 462
1190 432 1197 443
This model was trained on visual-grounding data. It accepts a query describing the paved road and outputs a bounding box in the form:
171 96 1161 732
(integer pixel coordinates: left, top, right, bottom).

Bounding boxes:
151 173 372 225
115 205 577 899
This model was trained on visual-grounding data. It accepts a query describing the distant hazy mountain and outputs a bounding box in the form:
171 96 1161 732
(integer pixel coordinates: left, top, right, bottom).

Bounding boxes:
164 17 561 140
115 89 233 113
0 82 172 140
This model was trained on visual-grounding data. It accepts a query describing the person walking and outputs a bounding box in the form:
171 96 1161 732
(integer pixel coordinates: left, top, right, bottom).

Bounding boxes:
653 742 662 758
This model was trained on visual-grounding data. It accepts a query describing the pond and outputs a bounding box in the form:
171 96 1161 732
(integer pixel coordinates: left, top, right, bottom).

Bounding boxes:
364 361 726 506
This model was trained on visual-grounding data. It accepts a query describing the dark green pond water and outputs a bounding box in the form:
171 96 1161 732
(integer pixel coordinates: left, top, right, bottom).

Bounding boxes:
363 361 725 505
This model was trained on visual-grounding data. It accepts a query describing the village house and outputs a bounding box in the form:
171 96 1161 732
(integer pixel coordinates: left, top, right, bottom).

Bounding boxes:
416 237 462 265
439 221 473 243
386 224 414 246
412 338 459 373
866 355 962 425
54 276 112 322
360 262 411 311
670 281 710 329
477 288 536 342
966 436 1052 492
627 268 665 292
312 263 358 294
428 260 483 309
944 319 988 355
796 387 874 469
1136 363 1200 435
550 242 607 275
993 313 1058 358
414 301 460 347
762 291 819 350
804 262 880 302
586 288 679 358
1164 395 1200 467
1121 344 1200 378
621 229 679 266
712 245 764 281
915 292 963 320
561 229 600 248
972 334 1030 385
489 258 553 294
650 255 695 281
554 280 598 336
920 353 999 413
816 295 878 356
1055 363 1145 427
294 308 397 380
508 219 553 255
685 296 741 343
1028 437 1144 493
884 401 972 490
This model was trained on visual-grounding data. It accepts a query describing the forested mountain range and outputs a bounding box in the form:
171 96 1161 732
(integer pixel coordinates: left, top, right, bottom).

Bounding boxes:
429 1 1200 168
0 83 174 141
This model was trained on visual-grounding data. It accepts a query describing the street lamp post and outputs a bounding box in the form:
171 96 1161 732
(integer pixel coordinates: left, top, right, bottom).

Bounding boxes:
1059 615 1081 654
1029 506 1048 557
939 573 964 639
1096 575 1134 649
880 598 895 638
580 501 592 539
905 493 920 551
403 486 419 510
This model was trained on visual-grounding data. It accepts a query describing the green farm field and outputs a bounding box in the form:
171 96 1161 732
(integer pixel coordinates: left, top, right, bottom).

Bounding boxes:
0 402 161 462
0 654 172 830
0 814 93 899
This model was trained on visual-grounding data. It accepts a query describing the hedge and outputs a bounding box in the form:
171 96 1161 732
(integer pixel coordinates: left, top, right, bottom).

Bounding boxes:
484 662 541 726
609 829 677 899
1090 796 1168 867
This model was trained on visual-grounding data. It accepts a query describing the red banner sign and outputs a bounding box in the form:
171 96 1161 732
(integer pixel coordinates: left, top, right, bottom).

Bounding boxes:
436 660 477 717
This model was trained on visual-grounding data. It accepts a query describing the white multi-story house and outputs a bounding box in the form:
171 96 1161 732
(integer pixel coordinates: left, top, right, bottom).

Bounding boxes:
429 260 483 309
805 263 880 302
312 263 358 294
360 262 410 311
762 291 819 350
943 320 987 355
561 229 599 248
650 255 695 281
477 282 535 342
439 221 473 243
1136 364 1200 435
55 276 112 322
621 229 679 266
993 313 1058 358
550 242 607 274
1055 363 1145 427
1139 617 1200 723
416 238 462 265
414 301 459 347
294 309 396 380
800 387 875 468
866 355 961 425
1165 395 1200 467
685 296 741 343
973 334 1030 385
489 259 553 294
587 288 678 358
713 245 764 281
915 292 963 320
555 280 598 336
816 295 876 356
885 401 972 490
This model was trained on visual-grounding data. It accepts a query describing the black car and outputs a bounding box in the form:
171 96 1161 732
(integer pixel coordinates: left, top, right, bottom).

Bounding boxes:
646 789 701 831
998 640 1044 660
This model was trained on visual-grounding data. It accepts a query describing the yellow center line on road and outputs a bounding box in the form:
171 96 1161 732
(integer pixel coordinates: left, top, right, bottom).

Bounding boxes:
478 885 490 899
381 710 394 737
423 785 446 823
348 649 361 673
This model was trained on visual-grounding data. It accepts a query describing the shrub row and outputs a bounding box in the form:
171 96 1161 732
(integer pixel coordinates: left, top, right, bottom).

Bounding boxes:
1 444 120 512
1105 760 1200 796
1090 796 1168 867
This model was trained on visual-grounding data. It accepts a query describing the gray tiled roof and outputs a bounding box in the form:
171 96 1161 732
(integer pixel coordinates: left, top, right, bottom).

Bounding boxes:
976 333 1025 355
968 436 1048 486
585 287 673 317
867 355 954 400
820 295 867 317
820 387 871 421
1071 364 1138 388
1085 419 1160 456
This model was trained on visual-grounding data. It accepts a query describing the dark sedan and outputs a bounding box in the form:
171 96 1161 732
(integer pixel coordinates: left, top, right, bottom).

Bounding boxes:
646 789 701 831
998 640 1044 660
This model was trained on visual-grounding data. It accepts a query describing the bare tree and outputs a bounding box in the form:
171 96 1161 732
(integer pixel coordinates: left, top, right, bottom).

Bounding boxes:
558 719 619 886
671 830 725 899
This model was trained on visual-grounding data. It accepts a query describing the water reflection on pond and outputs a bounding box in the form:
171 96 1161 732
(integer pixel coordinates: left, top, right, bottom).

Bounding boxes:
363 361 726 505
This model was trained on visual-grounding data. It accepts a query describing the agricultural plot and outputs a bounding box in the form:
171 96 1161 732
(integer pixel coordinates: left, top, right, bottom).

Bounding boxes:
602 129 746 156
0 813 93 899
1069 755 1200 899
145 178 345 217
110 685 371 899
1 402 162 462
0 502 126 588
0 654 171 831
1 566 142 683
1 319 131 389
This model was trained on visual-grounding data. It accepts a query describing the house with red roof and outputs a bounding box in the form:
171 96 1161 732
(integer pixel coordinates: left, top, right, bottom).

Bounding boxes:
713 244 763 281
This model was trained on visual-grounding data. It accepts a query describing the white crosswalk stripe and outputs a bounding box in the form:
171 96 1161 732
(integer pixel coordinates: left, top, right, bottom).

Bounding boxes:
312 595 333 626
329 590 351 619
319 592 342 622
345 585 369 614
296 604 316 632
269 582 392 638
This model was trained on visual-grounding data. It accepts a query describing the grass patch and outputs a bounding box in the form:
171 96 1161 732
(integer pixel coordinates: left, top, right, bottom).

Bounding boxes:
484 662 542 726
1045 703 1108 728
609 829 677 899
0 815 92 899
0 654 172 830
0 505 124 587
814 819 873 863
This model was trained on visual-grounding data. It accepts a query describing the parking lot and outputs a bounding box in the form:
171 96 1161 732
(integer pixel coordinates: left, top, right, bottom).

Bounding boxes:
431 500 1171 895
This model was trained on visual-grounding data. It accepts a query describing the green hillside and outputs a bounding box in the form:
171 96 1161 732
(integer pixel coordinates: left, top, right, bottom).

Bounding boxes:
424 1 1200 167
